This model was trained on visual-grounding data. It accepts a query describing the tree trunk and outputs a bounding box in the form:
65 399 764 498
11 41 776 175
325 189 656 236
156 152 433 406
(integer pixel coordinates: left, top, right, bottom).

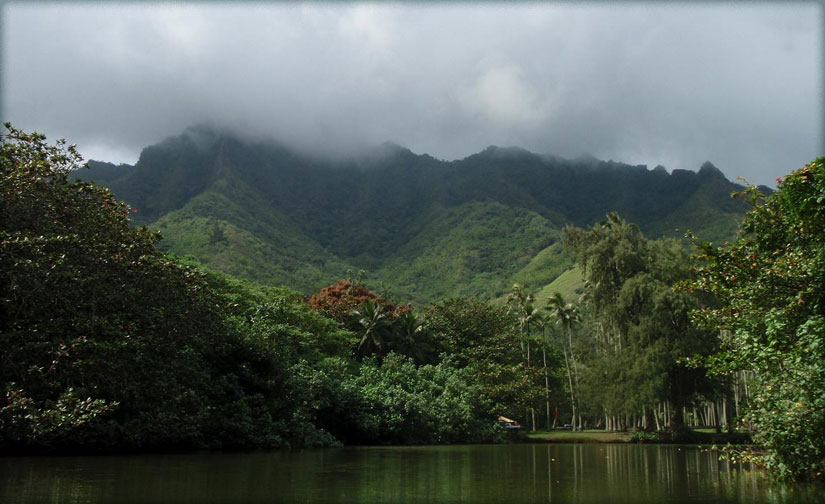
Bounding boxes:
724 396 733 433
567 328 581 405
671 404 684 430
733 377 740 423
563 349 576 431
644 408 655 432
525 333 530 431
543 348 550 431
721 398 727 432
527 339 531 366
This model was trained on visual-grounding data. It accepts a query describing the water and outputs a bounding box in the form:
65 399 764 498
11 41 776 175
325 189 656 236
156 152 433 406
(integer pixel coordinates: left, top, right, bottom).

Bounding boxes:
2 444 823 503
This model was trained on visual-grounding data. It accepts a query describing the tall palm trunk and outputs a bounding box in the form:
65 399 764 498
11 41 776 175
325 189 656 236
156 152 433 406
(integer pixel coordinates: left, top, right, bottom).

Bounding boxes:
563 348 576 432
567 328 581 396
543 347 550 431
566 326 581 430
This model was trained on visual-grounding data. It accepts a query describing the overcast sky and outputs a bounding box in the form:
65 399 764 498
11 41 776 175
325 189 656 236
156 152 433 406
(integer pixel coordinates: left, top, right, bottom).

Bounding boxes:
2 2 822 186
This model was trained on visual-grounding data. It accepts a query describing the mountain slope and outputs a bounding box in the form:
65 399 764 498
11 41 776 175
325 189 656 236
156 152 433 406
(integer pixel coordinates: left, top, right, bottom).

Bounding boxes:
153 181 357 292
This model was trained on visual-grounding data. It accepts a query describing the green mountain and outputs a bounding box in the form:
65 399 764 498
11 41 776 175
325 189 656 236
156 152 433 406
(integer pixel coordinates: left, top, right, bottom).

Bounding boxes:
77 125 751 303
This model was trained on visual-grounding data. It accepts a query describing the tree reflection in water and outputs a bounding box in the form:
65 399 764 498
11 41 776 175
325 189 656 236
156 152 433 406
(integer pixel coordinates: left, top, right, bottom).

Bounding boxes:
1 444 821 503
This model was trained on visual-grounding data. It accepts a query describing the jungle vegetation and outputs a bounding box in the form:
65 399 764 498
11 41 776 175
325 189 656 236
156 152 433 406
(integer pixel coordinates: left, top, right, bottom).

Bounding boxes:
2 124 822 482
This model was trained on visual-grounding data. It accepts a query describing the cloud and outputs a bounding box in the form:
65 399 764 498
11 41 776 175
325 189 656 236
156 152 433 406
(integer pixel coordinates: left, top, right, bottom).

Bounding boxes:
2 3 821 186
459 63 548 125
337 5 396 58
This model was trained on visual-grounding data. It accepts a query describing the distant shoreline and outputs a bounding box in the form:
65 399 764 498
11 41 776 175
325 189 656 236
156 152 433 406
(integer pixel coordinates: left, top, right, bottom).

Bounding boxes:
523 429 752 445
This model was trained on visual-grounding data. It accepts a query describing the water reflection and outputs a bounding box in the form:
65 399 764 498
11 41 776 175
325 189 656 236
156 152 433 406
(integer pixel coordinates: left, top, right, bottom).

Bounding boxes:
2 444 823 503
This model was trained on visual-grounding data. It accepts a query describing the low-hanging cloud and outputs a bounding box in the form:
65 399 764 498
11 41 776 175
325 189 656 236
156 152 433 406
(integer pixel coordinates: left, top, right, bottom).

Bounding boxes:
2 3 821 186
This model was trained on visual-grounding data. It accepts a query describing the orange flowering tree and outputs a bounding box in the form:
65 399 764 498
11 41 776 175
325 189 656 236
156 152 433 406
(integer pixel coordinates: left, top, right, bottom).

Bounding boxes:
307 280 435 360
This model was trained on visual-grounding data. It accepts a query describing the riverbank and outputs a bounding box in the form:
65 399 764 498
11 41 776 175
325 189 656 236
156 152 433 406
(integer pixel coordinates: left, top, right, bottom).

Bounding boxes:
523 428 751 444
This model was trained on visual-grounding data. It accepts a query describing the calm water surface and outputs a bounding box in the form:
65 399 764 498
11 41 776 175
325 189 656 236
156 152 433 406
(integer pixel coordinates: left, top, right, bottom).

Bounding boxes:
2 444 824 503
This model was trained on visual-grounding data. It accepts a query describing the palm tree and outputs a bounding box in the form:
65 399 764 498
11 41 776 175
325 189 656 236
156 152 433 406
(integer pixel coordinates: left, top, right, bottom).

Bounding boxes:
506 284 542 359
547 292 581 431
506 284 542 430
393 310 432 364
354 298 388 357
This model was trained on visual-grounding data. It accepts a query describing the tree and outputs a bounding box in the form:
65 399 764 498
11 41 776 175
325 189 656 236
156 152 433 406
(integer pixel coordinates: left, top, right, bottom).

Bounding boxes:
563 213 718 432
208 219 226 245
689 158 825 481
506 283 533 354
309 280 408 324
392 310 437 365
354 298 390 357
426 298 543 423
0 124 228 448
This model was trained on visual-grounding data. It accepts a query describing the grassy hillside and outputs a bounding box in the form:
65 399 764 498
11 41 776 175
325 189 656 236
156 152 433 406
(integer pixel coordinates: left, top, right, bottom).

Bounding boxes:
375 201 559 303
535 266 585 305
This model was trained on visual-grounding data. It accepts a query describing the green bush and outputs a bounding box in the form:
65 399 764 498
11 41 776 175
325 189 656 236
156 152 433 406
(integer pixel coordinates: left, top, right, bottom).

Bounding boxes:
343 353 502 445
629 430 660 443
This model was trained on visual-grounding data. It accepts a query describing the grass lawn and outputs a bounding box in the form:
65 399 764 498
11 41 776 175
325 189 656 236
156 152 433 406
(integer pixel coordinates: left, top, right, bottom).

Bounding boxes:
524 428 751 444
526 429 630 443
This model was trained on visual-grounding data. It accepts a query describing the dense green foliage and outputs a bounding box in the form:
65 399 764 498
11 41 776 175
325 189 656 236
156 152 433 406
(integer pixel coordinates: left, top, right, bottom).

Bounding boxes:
689 159 825 481
335 354 502 445
78 125 748 304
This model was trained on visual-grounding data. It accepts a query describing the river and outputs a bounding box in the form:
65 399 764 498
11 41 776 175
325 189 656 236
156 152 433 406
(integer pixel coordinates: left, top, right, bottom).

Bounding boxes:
2 443 823 503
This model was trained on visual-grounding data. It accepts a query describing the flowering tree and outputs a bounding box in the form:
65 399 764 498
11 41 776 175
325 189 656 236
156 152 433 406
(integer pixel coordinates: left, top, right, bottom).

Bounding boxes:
308 280 409 324
308 280 426 359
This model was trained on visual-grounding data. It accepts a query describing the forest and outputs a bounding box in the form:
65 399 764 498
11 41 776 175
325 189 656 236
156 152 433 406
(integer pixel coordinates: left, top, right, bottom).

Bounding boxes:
1 124 822 482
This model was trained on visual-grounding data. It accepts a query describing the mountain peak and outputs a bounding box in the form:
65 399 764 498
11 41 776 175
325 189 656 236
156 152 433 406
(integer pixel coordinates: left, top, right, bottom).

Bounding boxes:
479 145 534 159
376 141 413 157
698 161 726 180
574 153 601 164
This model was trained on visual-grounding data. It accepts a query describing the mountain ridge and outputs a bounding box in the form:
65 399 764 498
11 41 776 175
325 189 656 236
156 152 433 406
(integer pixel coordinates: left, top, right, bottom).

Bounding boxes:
77 126 751 303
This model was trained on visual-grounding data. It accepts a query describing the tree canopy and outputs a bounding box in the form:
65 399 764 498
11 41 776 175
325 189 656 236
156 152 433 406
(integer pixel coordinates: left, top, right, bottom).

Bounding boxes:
563 213 718 430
